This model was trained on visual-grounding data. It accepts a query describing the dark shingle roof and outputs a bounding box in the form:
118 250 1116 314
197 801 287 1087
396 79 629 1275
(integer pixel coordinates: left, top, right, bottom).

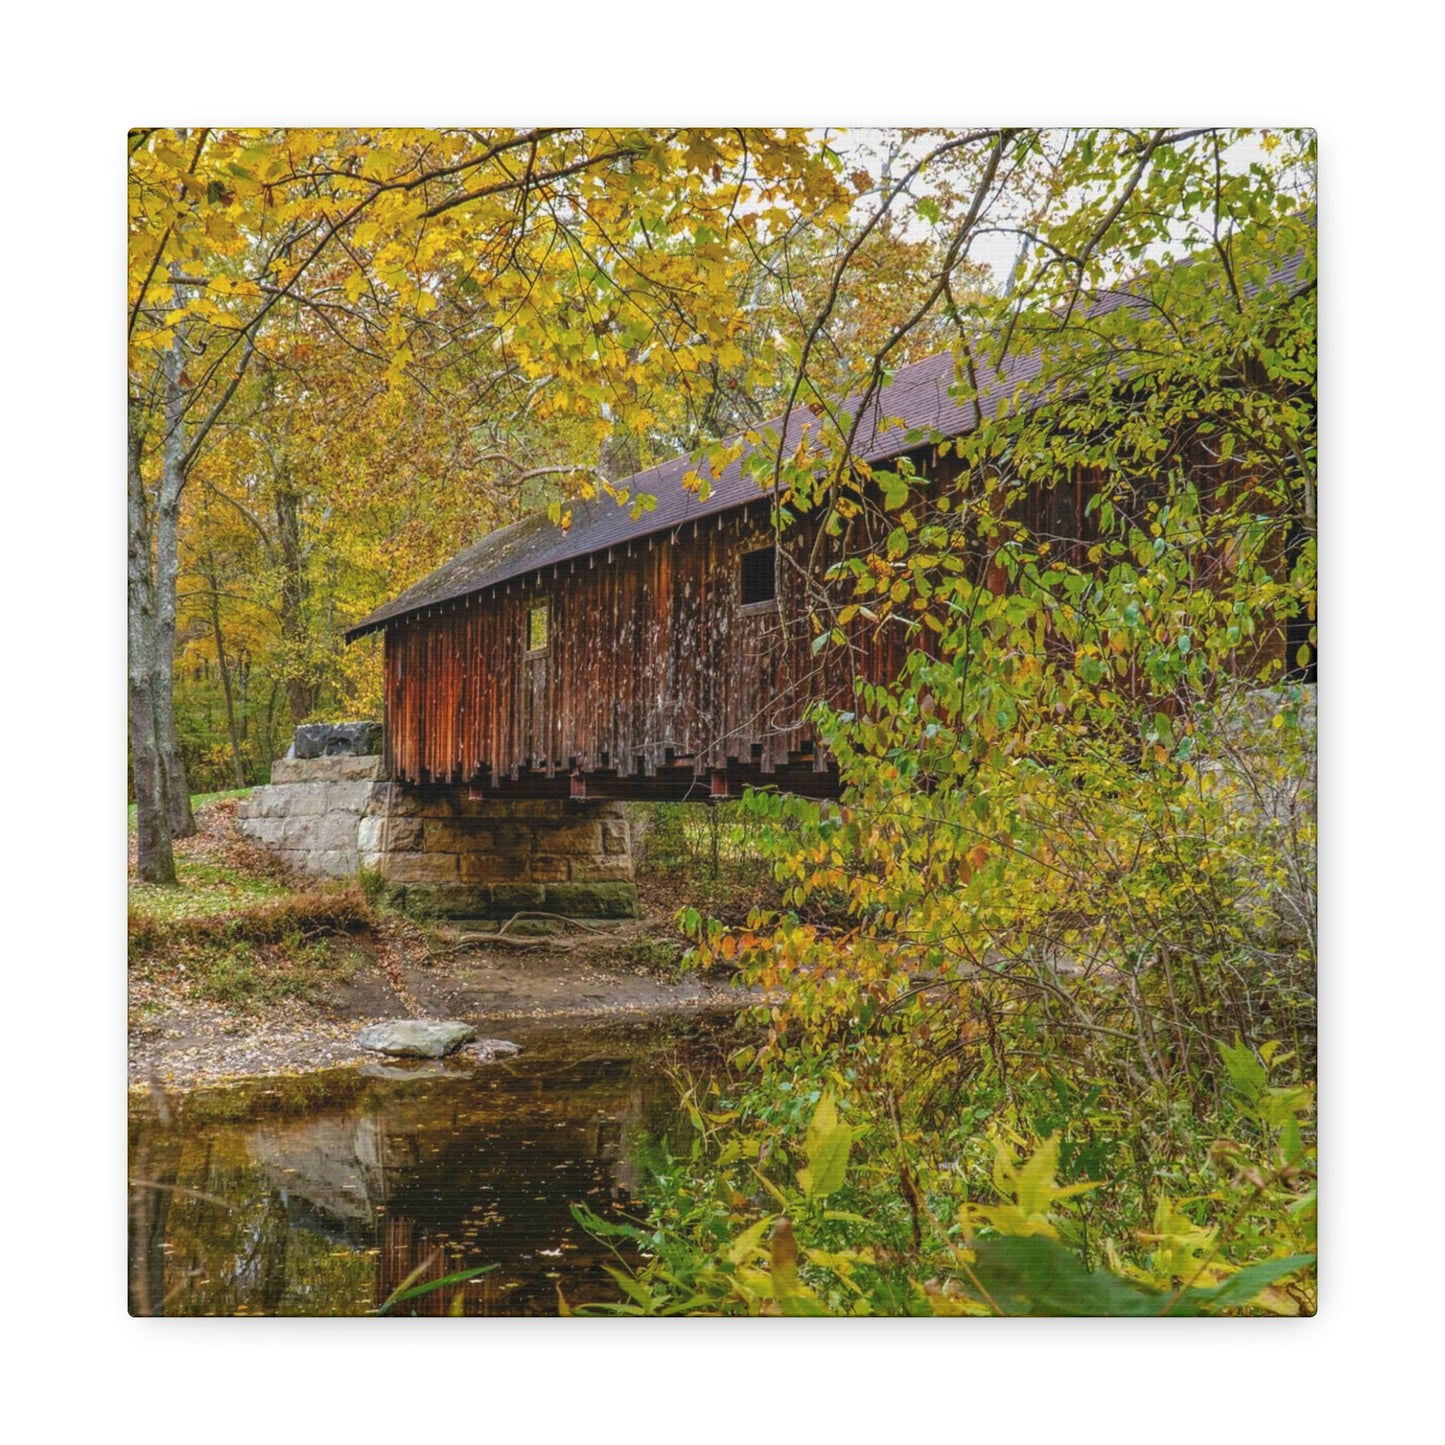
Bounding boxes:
343 343 1050 640
346 245 1310 641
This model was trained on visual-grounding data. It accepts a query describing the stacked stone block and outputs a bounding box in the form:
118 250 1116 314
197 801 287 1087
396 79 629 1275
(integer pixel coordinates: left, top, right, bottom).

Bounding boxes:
234 754 385 878
357 787 636 918
235 748 637 918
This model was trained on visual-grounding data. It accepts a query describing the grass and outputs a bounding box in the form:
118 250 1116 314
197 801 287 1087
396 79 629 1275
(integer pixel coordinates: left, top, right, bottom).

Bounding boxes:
128 787 252 834
128 792 373 1009
173 934 363 1008
128 886 373 950
129 855 290 921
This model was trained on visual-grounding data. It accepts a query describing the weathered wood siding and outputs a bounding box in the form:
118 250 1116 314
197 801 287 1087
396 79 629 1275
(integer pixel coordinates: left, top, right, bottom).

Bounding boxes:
383 499 909 789
382 448 1300 792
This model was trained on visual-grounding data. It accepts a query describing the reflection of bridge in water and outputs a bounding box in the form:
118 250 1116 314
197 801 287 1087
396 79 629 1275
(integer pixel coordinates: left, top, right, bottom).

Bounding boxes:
128 1022 719 1317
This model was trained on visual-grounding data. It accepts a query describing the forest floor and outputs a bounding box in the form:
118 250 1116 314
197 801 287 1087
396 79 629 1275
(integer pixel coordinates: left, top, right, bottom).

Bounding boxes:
128 800 759 1091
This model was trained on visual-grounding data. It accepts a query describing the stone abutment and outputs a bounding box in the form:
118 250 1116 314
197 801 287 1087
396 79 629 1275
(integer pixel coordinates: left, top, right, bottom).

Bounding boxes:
235 746 637 919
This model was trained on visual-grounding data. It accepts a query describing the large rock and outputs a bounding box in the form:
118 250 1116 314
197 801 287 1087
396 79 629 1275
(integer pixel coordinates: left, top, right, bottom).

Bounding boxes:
293 721 383 759
357 1019 476 1059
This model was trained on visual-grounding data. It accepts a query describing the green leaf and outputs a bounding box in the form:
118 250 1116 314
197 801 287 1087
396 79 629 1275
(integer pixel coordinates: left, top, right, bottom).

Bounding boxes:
880 473 909 510
374 1263 499 1314
1184 1254 1316 1313
798 1092 852 1201
570 1201 651 1245
605 1265 662 1313
727 1214 776 1266
804 1122 852 1202
970 1235 1197 1317
1220 1036 1268 1104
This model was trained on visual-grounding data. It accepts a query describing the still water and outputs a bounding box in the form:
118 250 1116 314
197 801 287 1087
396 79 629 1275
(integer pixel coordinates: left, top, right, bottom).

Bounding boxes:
128 1016 737 1316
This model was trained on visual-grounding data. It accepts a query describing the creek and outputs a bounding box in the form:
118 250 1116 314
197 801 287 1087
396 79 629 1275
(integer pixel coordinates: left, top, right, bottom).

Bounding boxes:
128 1014 739 1316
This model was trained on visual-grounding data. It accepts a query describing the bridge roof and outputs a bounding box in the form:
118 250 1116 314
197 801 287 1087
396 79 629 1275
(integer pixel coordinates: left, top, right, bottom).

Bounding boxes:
345 245 1310 642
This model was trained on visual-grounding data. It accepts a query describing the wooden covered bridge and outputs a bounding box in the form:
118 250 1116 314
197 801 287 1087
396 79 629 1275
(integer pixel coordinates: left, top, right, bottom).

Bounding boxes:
345 247 1312 810
345 374 1086 802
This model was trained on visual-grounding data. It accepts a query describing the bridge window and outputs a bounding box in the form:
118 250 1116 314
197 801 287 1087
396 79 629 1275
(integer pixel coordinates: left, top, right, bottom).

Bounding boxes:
526 602 549 653
740 546 776 607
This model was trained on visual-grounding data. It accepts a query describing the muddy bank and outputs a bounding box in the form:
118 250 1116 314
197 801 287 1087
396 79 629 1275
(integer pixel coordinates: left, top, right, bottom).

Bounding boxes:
129 938 754 1092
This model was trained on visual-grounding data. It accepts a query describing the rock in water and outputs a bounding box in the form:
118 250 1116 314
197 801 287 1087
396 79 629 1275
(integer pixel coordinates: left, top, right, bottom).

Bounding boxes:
357 1020 477 1059
470 1038 522 1062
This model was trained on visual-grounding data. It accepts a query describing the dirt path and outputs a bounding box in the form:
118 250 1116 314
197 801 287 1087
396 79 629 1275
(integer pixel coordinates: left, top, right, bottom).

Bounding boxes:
128 932 752 1092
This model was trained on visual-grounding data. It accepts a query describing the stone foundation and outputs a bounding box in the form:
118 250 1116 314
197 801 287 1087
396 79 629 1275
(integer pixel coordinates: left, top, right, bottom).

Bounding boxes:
235 753 637 918
235 754 385 878
358 787 636 919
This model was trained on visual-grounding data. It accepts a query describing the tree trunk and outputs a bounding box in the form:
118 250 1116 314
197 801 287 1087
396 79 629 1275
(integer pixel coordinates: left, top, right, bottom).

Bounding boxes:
205 551 247 788
274 463 315 727
158 340 196 838
128 400 176 884
130 271 255 866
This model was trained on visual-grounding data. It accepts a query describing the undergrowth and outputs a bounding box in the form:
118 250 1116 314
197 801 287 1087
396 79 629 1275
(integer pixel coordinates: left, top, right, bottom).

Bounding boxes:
128 796 374 1008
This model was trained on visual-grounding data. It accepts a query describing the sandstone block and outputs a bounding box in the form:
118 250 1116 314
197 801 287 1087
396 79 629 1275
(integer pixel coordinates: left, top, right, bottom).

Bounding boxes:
424 819 494 852
277 816 313 850
286 754 382 785
268 757 304 785
543 882 639 918
401 884 494 918
311 813 361 853
364 781 407 814
493 798 567 821
602 820 630 854
458 852 528 883
237 816 285 846
283 783 329 816
538 819 603 853
528 855 569 883
360 815 422 853
357 815 385 858
256 787 294 819
491 883 547 912
322 780 373 814
310 847 359 878
379 851 459 884
268 756 337 785
567 858 635 883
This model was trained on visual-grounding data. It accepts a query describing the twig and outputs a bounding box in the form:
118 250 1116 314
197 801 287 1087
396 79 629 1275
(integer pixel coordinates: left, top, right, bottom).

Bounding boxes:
129 1180 238 1210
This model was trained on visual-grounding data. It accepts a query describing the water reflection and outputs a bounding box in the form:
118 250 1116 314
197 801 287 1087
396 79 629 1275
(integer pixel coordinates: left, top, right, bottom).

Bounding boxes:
128 1018 733 1316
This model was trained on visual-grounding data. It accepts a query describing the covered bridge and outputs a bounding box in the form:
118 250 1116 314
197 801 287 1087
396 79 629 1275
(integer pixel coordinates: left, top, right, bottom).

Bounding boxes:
349 351 1088 802
345 247 1312 806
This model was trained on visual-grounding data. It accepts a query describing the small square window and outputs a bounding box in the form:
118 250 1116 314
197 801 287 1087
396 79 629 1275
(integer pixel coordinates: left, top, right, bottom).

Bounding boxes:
740 547 776 606
527 603 549 653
